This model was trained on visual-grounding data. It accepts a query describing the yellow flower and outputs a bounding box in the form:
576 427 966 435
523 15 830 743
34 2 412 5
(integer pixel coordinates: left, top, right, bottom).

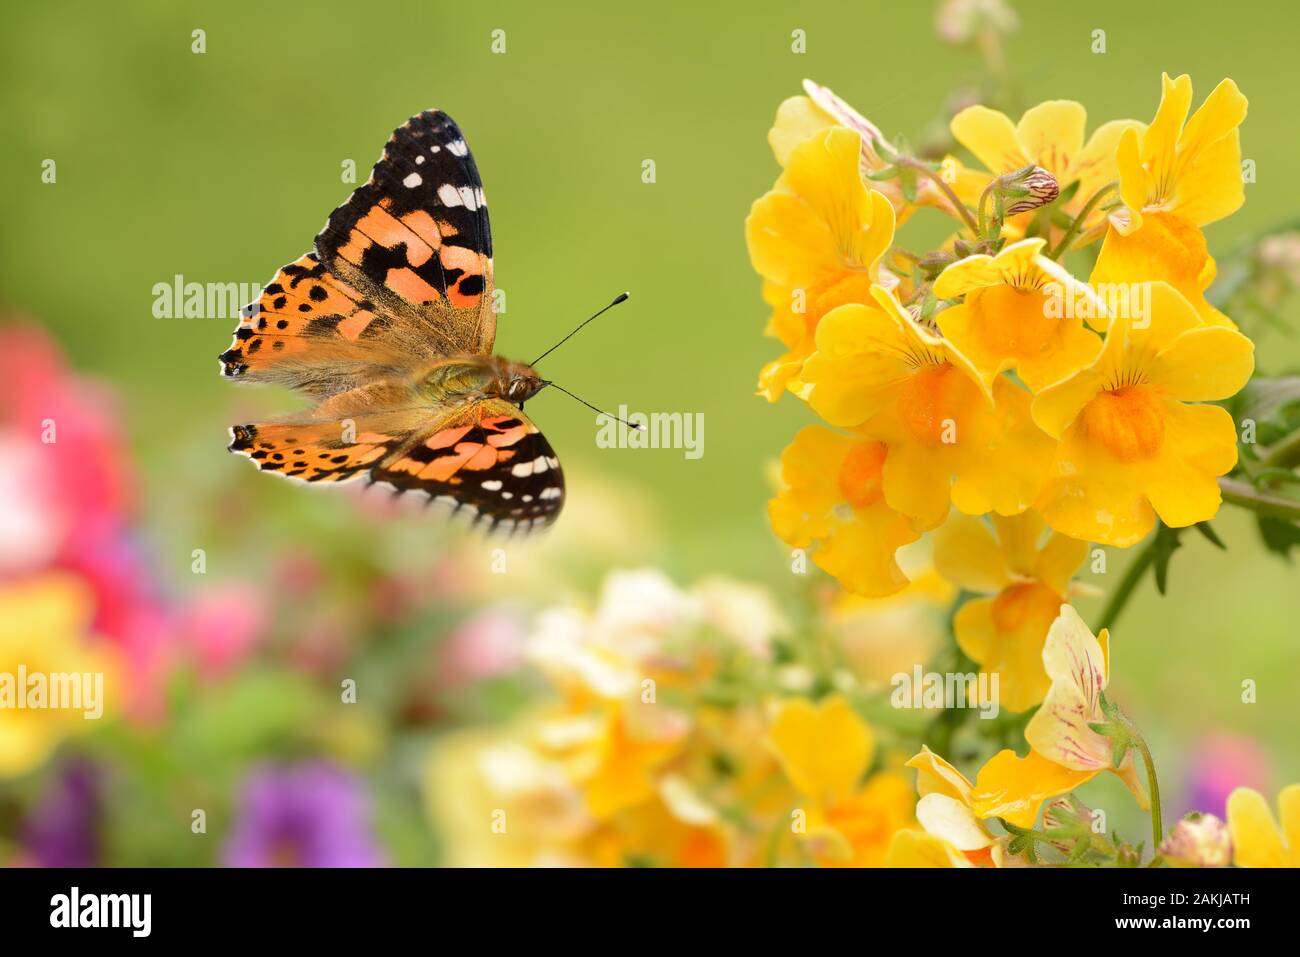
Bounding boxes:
885 828 974 867
769 80 987 225
767 694 913 866
959 605 1149 827
950 98 1143 240
0 575 118 778
898 746 1005 866
1031 281 1254 546
768 695 873 801
1092 74 1248 327
808 773 914 867
934 511 1089 712
933 238 1105 392
968 747 1096 829
801 286 1054 528
560 707 689 820
747 127 896 401
1226 784 1300 868
768 426 920 597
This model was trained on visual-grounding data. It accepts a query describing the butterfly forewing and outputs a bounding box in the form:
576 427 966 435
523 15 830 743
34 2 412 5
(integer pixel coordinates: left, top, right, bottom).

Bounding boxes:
315 110 496 355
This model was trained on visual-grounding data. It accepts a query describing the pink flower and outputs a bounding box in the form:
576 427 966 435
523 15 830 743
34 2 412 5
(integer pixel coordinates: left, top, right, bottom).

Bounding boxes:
1183 732 1274 818
0 323 130 559
437 610 527 689
179 581 269 680
0 322 173 719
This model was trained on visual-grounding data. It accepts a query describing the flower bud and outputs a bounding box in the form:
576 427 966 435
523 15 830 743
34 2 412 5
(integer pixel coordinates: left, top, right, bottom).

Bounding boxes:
1042 797 1093 853
1159 812 1232 868
1003 167 1060 216
935 0 1019 46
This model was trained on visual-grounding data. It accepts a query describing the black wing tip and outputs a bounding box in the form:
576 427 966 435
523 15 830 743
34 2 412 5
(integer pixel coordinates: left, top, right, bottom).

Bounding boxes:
228 424 257 452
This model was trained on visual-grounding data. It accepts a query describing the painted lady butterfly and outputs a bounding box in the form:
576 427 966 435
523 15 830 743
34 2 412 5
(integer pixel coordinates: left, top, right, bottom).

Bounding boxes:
219 111 566 536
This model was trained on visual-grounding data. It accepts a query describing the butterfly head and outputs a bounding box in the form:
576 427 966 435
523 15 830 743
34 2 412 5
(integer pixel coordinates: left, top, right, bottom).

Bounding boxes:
499 361 548 405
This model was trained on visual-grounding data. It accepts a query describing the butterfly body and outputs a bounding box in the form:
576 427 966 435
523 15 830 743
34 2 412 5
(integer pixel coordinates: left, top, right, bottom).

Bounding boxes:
219 110 565 535
412 355 546 407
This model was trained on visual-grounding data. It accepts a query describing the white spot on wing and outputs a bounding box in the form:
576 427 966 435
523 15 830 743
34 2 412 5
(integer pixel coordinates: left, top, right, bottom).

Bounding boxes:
403 172 423 188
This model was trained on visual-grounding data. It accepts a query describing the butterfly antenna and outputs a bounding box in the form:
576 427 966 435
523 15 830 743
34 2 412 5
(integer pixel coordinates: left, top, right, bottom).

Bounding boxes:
542 381 644 430
530 292 630 366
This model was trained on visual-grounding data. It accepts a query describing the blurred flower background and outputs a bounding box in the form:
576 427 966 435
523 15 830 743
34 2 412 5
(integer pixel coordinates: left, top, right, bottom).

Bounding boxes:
1 0 1298 866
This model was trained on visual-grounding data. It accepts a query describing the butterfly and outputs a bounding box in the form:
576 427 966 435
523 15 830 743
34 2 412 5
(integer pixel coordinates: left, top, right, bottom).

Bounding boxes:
219 110 566 536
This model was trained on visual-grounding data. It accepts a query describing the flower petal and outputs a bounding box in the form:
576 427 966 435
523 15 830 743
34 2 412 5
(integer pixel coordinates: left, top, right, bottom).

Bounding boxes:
916 792 994 850
970 748 1096 829
1024 605 1112 772
933 512 1010 592
1015 100 1086 180
905 745 975 804
885 829 973 867
1227 786 1288 868
1148 325 1254 401
1140 401 1237 529
768 695 874 801
950 105 1028 174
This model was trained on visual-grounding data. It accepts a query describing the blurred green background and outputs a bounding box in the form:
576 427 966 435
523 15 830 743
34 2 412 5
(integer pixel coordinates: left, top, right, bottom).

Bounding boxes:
2 0 1297 846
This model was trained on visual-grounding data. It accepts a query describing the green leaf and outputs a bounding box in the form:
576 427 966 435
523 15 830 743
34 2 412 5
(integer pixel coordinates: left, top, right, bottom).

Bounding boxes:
1195 522 1227 550
1150 523 1184 595
898 164 919 203
1258 515 1300 560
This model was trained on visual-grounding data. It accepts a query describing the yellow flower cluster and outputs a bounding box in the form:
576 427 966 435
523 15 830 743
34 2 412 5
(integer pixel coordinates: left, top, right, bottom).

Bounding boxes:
423 570 917 867
748 75 1255 606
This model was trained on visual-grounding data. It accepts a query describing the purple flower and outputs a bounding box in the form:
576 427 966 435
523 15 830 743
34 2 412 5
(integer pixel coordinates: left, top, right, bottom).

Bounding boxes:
223 763 386 868
20 760 102 867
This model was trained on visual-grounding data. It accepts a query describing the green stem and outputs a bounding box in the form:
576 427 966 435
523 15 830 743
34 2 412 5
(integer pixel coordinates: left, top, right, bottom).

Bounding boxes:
765 807 792 868
1261 427 1300 470
1219 477 1300 522
899 157 980 235
1048 182 1117 260
1097 536 1156 632
1119 715 1163 850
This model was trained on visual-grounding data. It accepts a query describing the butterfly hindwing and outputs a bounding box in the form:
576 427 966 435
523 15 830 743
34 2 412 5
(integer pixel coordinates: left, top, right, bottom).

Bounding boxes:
315 109 496 355
229 398 563 535
227 402 428 484
371 399 564 535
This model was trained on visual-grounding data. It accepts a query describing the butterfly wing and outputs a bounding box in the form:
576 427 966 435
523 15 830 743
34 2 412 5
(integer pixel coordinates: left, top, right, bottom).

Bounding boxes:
371 398 564 535
219 110 495 397
315 109 495 354
229 396 563 535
